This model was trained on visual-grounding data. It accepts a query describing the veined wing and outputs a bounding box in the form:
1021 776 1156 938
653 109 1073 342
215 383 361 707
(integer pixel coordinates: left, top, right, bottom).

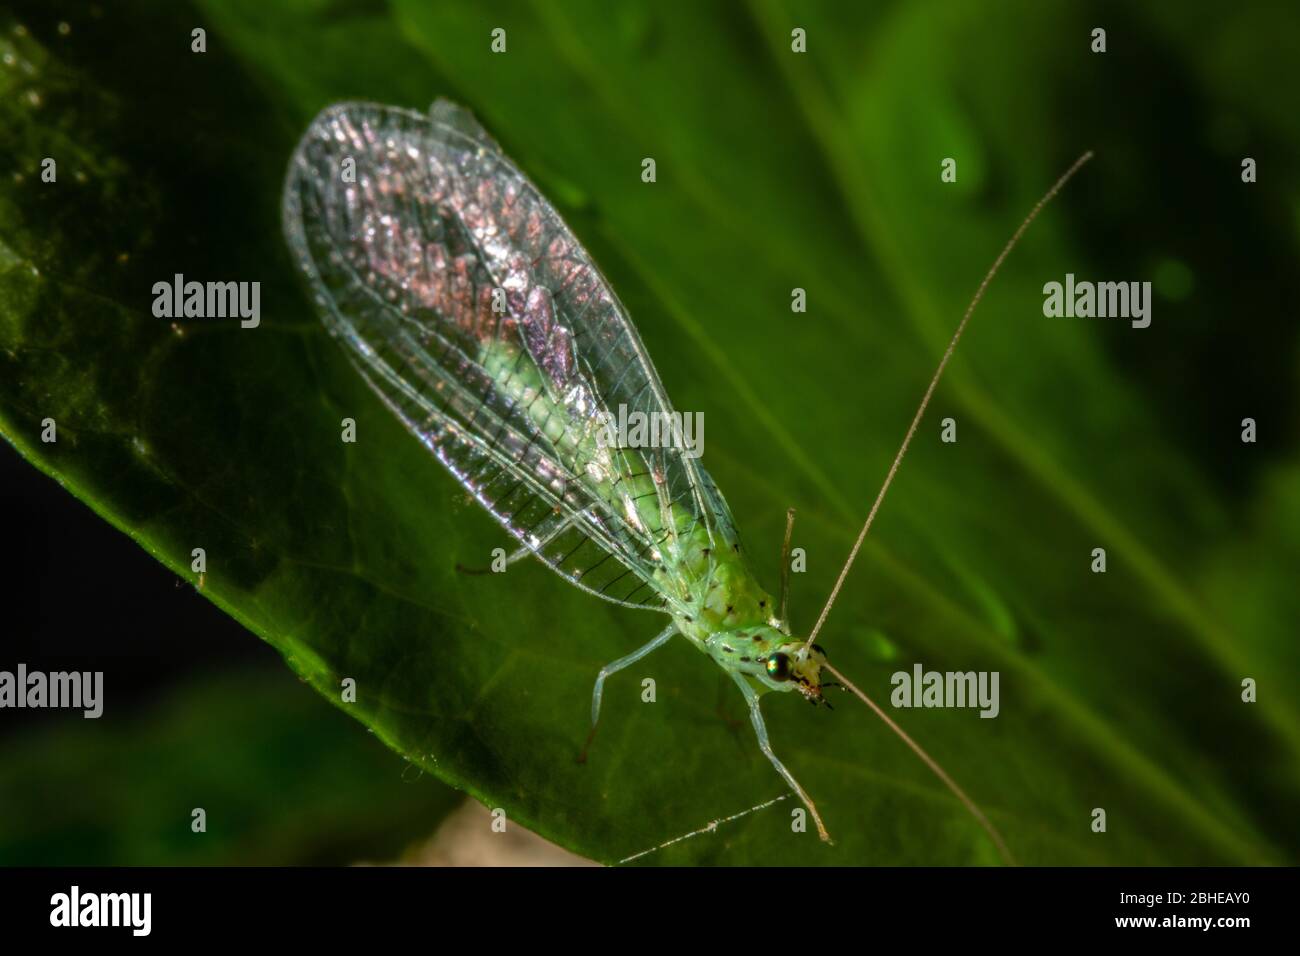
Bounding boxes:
282 100 737 611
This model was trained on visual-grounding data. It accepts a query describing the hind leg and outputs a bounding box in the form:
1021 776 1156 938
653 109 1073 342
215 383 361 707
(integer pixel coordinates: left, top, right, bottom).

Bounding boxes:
456 518 577 575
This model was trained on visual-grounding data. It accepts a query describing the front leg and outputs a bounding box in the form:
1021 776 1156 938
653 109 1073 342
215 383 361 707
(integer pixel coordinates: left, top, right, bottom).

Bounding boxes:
730 671 832 843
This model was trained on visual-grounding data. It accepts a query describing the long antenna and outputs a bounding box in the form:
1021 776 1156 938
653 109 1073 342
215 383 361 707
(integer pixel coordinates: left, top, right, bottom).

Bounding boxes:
778 507 796 629
805 150 1094 649
822 661 1016 865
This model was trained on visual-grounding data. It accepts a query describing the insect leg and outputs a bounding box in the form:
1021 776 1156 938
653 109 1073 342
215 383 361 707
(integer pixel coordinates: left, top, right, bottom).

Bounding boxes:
589 623 676 726
456 517 577 575
729 671 832 843
455 546 531 575
579 622 676 763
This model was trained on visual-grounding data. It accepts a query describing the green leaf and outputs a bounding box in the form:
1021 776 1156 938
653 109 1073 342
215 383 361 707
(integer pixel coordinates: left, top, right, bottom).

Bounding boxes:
2 0 1296 864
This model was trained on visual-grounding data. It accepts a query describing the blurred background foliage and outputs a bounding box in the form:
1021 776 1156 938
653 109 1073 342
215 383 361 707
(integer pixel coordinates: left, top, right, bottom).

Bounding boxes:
0 0 1297 865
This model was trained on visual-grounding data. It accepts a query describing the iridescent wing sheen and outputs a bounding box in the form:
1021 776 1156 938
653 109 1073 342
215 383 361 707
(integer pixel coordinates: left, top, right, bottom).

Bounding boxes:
282 100 738 611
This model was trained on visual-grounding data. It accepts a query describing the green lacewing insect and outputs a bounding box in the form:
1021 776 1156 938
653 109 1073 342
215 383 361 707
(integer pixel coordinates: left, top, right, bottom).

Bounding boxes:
283 98 1091 862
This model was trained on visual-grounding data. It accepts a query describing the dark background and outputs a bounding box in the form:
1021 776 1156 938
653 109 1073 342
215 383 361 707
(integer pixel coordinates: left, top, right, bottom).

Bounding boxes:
0 439 460 865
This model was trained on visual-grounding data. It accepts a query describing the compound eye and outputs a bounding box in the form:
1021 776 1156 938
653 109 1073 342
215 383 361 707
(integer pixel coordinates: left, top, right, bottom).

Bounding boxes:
766 653 792 682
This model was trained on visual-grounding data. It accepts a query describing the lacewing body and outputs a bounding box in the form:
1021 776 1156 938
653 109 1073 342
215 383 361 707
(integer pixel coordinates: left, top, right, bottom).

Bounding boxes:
283 100 822 671
283 98 1067 858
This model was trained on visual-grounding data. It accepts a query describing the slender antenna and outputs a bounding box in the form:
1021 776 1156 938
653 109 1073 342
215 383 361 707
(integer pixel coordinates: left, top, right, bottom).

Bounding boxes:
805 150 1094 649
779 507 796 629
823 661 1016 865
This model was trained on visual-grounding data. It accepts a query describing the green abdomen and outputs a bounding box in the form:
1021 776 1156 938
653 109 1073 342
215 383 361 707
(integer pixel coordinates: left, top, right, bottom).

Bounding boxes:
481 339 775 646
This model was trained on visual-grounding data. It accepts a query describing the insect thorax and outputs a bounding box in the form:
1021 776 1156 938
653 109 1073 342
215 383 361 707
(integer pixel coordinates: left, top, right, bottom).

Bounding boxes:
669 545 780 650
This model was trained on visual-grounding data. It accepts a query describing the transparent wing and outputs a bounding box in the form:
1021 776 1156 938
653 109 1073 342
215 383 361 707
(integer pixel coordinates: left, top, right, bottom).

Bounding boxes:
282 100 737 611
